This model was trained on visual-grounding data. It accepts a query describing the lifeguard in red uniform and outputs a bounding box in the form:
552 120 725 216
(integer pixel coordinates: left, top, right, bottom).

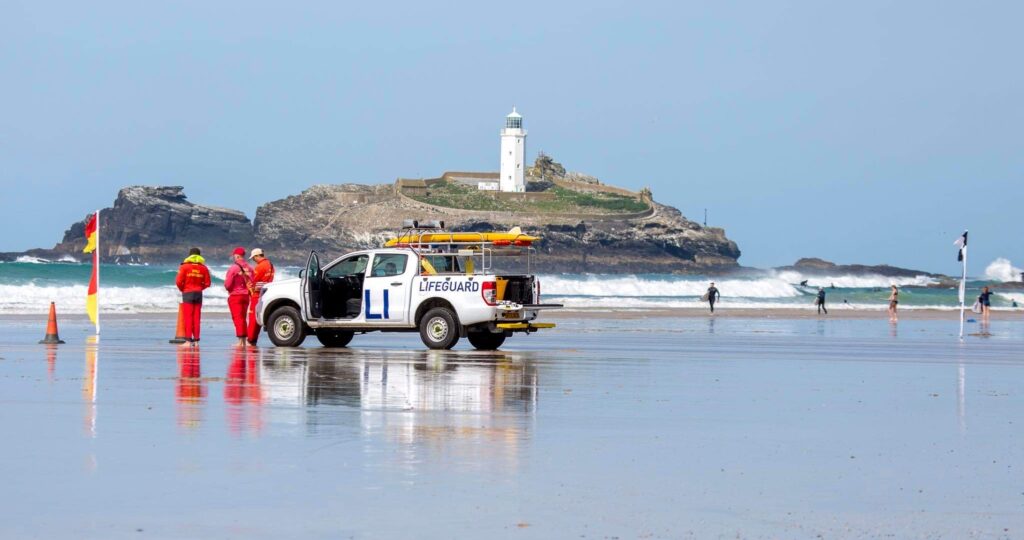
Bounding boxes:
224 247 255 347
175 247 212 346
246 248 275 345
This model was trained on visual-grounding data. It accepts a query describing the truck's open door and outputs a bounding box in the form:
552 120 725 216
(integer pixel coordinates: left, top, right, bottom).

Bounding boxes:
301 251 323 319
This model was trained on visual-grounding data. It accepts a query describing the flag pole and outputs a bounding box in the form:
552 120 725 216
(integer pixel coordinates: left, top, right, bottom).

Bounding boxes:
95 209 101 337
958 231 967 341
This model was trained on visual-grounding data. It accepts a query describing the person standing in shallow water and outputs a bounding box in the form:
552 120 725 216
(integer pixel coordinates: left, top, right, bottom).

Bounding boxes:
978 285 994 323
175 247 211 347
887 285 899 322
706 282 720 313
816 287 828 315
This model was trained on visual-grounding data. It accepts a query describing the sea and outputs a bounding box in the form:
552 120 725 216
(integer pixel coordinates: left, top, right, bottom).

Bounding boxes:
2 256 1022 315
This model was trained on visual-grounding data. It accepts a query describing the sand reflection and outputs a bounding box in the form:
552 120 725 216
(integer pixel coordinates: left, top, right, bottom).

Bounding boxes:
175 346 206 430
261 348 539 470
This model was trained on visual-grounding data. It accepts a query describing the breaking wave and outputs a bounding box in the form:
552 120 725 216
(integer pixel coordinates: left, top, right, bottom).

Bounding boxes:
0 284 231 314
539 272 938 300
539 274 800 299
983 258 1023 283
771 271 938 289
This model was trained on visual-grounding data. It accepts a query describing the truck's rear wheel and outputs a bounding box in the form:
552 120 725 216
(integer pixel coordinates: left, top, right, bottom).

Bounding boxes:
268 305 306 347
467 331 506 351
419 307 460 350
316 329 354 348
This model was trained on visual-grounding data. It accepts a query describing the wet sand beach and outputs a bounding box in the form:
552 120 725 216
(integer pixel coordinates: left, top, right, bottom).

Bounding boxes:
1 313 1022 538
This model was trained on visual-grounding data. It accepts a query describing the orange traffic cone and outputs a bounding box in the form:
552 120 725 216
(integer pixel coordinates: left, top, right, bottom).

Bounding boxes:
38 302 65 344
169 303 188 344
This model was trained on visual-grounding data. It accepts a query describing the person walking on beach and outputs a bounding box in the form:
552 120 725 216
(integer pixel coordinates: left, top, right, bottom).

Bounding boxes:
224 247 255 347
175 247 211 347
246 248 276 345
706 282 720 313
816 287 828 315
887 285 899 322
979 285 994 323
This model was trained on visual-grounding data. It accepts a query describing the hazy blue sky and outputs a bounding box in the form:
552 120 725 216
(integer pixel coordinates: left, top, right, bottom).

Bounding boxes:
2 1 1021 273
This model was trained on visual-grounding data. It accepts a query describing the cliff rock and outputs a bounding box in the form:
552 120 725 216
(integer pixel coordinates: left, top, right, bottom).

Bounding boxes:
51 186 253 262
33 182 741 272
253 185 740 272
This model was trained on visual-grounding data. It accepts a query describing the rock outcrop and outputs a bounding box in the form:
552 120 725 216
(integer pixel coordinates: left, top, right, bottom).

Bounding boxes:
252 184 740 272
31 181 742 272
50 186 253 262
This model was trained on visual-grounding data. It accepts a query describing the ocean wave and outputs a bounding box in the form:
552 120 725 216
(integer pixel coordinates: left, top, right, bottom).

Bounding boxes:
772 271 938 288
538 272 938 300
544 296 967 311
14 256 49 264
997 292 1024 304
984 258 1023 283
0 284 231 314
539 274 802 299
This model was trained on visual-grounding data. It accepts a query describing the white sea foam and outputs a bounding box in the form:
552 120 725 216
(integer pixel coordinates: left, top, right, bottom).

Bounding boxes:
773 271 938 288
983 258 1023 283
544 296 963 311
539 275 802 299
0 284 231 314
997 292 1024 304
14 256 48 264
57 255 79 263
538 272 936 300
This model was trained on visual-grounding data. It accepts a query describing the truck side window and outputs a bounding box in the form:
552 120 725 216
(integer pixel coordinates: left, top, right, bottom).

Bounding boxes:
370 254 408 277
326 254 369 278
421 255 461 274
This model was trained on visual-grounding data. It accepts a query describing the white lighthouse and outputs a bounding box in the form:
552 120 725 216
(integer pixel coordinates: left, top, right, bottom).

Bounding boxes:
499 107 527 192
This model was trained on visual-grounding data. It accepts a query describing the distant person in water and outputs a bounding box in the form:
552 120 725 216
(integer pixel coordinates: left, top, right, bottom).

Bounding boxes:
887 285 899 322
706 282 720 313
799 280 808 287
816 287 828 315
175 247 211 347
979 286 993 322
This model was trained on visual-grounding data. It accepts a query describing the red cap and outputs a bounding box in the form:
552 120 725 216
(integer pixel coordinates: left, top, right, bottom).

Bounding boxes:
232 247 245 257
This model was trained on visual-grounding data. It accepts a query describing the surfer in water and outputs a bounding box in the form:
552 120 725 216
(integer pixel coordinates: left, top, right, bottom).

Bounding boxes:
887 285 899 322
816 287 827 315
705 282 720 314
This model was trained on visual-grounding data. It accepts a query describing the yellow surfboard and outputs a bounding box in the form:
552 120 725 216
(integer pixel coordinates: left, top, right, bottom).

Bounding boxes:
385 228 538 247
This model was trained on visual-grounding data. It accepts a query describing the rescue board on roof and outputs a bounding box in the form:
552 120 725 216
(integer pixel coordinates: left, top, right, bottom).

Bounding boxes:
384 230 538 248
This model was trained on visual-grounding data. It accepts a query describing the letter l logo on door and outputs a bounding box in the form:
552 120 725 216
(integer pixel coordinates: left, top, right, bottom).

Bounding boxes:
365 289 390 320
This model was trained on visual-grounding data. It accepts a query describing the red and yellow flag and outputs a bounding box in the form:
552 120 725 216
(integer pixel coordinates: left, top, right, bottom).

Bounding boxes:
83 213 99 331
83 214 98 254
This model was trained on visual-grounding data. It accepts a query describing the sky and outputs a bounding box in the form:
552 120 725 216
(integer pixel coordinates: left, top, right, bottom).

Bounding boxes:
1 0 1021 274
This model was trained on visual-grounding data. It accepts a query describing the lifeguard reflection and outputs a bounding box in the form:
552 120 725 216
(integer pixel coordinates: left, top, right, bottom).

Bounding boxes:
175 346 206 430
261 348 539 467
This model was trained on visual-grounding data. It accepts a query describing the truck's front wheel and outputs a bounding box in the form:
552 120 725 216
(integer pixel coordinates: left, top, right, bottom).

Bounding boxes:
419 307 460 350
316 329 354 348
268 305 306 347
467 331 506 351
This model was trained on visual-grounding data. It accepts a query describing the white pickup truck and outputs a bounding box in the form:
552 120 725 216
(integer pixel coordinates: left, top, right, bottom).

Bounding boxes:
255 228 560 350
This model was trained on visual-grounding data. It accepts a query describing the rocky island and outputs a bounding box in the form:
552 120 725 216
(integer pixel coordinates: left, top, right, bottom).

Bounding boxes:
11 155 742 273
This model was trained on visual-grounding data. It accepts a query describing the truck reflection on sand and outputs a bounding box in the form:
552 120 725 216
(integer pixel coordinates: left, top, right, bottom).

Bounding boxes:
260 349 538 468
